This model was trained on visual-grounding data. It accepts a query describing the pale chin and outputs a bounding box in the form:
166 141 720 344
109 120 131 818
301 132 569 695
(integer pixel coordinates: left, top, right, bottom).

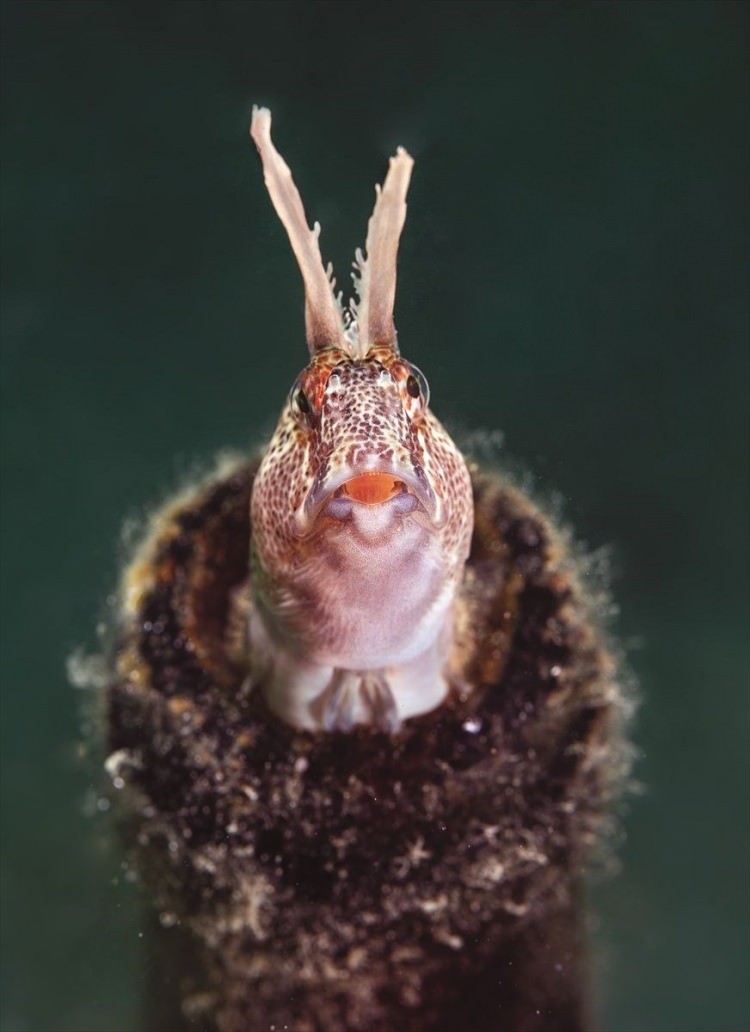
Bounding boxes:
325 492 422 544
351 500 418 543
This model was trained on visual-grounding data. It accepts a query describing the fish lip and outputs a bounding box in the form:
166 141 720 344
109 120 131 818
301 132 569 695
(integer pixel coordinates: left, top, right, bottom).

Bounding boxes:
297 462 437 535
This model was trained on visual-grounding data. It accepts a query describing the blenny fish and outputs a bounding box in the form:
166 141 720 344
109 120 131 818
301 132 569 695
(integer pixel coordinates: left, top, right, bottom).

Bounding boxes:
102 109 630 1032
248 107 473 734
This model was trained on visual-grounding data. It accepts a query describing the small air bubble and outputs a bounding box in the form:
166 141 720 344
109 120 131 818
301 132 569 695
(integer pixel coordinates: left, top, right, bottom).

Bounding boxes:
96 797 111 812
462 717 482 734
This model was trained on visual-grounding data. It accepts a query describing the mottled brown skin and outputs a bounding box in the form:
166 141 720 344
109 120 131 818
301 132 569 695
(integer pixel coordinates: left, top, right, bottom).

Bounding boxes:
106 458 627 1032
250 342 474 731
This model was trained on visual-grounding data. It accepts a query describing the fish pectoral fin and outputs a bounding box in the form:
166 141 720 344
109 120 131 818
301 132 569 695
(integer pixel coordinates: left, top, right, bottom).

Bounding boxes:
360 673 401 734
311 669 358 732
311 669 400 734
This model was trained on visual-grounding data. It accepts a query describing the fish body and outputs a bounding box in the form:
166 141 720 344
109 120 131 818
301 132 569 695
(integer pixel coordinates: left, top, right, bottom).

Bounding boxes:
249 110 473 731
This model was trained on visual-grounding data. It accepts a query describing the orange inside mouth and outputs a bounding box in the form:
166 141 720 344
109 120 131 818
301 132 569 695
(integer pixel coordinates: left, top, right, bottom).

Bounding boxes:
339 473 404 505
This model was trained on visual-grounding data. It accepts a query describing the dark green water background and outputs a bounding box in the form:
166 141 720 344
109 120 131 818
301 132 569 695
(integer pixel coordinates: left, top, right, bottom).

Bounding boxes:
1 3 748 1030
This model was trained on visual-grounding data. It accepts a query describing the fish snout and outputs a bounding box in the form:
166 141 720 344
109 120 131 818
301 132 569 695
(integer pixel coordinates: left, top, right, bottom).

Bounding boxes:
299 459 437 533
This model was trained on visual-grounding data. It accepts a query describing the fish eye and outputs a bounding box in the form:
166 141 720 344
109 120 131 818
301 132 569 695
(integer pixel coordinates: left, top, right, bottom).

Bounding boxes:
404 364 430 412
288 377 313 428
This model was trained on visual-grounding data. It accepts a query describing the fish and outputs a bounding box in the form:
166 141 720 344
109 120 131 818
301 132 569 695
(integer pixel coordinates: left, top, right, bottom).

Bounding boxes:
248 108 474 733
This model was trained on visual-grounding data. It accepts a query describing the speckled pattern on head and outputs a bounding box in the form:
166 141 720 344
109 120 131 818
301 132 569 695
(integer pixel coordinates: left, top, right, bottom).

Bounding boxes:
249 111 474 731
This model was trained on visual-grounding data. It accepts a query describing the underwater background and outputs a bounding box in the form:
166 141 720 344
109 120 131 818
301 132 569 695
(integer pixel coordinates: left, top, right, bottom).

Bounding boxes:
1 3 748 1030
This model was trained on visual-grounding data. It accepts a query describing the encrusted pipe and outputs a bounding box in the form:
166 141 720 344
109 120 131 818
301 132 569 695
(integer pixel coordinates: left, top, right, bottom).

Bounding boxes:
104 458 631 1032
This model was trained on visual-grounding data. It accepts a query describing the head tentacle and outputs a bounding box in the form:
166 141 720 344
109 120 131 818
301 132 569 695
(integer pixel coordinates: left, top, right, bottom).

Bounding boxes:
250 106 348 355
351 148 414 357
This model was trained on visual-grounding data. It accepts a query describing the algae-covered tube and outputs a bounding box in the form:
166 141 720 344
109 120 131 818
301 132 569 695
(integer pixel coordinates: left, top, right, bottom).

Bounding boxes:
104 109 632 1032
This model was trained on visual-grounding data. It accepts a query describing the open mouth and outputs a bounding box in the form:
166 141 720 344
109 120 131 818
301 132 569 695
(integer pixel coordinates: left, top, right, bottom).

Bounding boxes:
326 473 419 521
336 472 405 505
301 465 437 530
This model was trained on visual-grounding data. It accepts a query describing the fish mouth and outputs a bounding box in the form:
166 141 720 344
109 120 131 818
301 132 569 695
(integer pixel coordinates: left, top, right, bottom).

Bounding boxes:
299 463 437 533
